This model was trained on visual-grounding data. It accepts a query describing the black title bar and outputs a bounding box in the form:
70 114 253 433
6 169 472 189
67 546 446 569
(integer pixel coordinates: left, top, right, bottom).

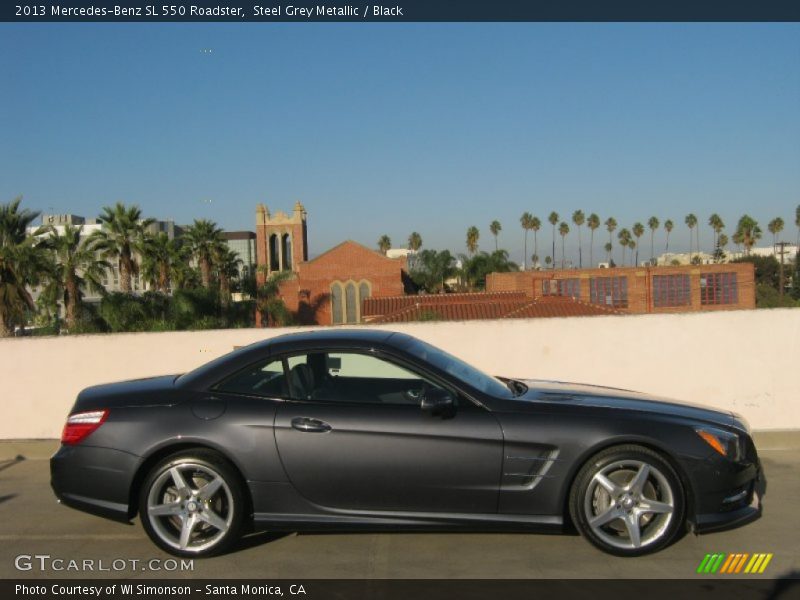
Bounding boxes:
4 0 800 22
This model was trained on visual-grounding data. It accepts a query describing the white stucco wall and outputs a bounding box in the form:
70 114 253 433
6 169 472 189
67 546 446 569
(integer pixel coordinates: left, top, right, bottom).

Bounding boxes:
1 308 798 439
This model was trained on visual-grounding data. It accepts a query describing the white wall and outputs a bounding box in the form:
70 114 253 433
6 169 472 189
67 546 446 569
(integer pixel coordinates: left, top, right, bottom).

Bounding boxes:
1 308 798 439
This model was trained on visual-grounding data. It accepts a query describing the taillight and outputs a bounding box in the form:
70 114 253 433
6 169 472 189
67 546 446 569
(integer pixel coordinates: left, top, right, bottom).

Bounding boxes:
61 410 108 445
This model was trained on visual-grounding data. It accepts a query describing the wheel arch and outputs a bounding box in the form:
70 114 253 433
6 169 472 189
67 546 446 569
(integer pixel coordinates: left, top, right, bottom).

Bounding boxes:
560 435 695 530
128 441 254 523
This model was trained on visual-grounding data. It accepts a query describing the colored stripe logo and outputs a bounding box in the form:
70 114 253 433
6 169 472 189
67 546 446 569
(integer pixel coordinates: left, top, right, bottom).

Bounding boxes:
697 553 773 574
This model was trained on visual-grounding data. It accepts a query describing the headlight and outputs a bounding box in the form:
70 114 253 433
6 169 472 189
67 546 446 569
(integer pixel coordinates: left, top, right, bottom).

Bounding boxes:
695 426 743 461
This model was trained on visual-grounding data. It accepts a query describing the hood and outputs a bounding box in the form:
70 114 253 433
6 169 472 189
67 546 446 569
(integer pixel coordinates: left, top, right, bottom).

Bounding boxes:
517 379 735 426
73 374 183 412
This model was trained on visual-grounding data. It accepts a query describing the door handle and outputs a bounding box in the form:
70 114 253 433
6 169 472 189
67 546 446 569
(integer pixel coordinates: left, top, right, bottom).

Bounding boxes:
291 417 332 433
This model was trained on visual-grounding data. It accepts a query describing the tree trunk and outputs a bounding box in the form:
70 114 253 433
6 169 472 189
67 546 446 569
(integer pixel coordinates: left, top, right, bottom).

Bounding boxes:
0 311 10 337
219 274 231 307
159 264 170 293
119 258 132 293
65 279 79 330
200 258 211 288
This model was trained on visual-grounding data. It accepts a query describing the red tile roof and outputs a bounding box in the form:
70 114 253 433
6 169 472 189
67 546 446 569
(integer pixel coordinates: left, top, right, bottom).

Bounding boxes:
363 292 621 323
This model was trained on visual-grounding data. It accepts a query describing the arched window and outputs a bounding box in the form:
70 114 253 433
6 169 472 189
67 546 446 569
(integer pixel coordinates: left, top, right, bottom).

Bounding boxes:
269 234 280 271
282 233 292 270
331 282 344 325
345 282 357 324
359 281 371 303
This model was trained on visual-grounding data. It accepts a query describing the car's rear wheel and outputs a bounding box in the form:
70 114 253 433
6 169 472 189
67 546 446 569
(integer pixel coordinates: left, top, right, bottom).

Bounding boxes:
569 444 685 556
139 450 245 557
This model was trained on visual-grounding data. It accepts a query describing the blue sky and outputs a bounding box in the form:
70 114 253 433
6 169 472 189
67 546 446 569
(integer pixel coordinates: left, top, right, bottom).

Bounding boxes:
1 23 798 263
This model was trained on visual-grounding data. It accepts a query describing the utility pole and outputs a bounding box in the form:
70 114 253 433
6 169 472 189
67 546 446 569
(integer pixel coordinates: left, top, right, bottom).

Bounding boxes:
775 241 790 296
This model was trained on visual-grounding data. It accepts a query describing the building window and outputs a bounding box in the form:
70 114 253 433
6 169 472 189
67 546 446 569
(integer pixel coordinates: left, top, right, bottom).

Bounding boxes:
282 233 292 270
653 274 690 308
542 278 580 299
590 276 628 308
331 283 344 325
359 281 371 303
345 282 357 323
269 234 280 271
700 272 738 305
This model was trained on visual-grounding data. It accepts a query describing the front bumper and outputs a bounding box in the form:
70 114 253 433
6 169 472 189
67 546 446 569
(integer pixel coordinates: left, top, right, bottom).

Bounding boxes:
691 455 763 533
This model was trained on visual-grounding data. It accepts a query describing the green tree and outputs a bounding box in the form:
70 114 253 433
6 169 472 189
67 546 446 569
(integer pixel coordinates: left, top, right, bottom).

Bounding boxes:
714 233 729 263
604 241 613 264
377 234 392 255
213 243 241 308
257 270 294 327
617 228 631 266
791 251 800 301
572 210 585 268
664 219 674 254
558 221 570 268
407 231 422 252
795 204 800 249
604 217 617 264
520 212 534 270
0 198 47 336
459 250 518 290
89 202 154 294
632 222 645 266
768 217 784 247
685 214 698 263
184 219 223 288
735 215 762 256
39 224 111 331
647 216 659 265
587 213 600 268
410 249 457 293
141 232 180 293
548 212 559 270
708 213 725 256
489 220 502 251
466 226 480 255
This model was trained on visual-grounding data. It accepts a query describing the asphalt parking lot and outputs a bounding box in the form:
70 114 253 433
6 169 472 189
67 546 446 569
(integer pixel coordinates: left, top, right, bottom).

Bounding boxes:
1 440 798 580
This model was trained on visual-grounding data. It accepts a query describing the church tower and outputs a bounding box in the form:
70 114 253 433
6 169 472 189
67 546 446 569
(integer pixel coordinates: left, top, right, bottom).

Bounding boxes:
255 201 308 282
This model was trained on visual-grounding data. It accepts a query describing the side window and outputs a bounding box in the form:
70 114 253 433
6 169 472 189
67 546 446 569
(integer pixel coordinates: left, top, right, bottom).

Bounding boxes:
215 358 287 398
285 351 446 406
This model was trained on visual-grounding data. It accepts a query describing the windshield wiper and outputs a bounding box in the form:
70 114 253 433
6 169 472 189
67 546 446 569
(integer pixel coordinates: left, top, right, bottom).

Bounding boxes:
505 378 528 397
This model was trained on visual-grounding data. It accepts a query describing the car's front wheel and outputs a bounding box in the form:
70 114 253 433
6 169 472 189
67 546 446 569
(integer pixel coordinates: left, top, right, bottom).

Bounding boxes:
139 450 246 557
569 444 685 556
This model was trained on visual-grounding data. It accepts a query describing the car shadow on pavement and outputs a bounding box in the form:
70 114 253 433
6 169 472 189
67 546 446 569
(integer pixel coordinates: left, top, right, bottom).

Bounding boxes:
0 456 25 473
767 571 800 599
0 494 17 504
233 531 294 552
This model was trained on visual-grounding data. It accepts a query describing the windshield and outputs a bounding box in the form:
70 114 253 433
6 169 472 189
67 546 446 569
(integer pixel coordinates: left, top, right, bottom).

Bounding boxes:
401 338 514 398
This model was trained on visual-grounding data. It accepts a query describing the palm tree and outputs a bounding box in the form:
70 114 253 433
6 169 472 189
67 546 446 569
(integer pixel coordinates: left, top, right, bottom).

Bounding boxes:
257 270 294 327
571 210 585 268
558 222 570 268
89 202 154 294
213 243 241 308
617 228 631 266
604 242 613 264
39 224 110 330
587 213 600 268
411 249 457 293
647 216 659 264
548 212 559 269
604 217 617 265
466 226 480 255
632 222 644 266
0 197 47 336
732 230 744 255
489 220 502 251
184 219 223 288
708 213 725 255
407 231 422 252
664 219 674 254
768 217 784 247
735 215 762 255
377 234 392 255
531 216 541 269
716 233 729 262
459 250 518 290
685 214 698 263
520 212 534 270
169 239 198 290
141 232 180 293
795 204 800 249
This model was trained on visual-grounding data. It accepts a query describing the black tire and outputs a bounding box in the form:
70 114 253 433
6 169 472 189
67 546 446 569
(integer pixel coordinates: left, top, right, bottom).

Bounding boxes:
139 449 246 557
568 444 685 557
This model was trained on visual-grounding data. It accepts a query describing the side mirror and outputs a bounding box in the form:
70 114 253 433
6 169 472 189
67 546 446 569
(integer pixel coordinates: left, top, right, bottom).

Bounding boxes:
420 387 455 416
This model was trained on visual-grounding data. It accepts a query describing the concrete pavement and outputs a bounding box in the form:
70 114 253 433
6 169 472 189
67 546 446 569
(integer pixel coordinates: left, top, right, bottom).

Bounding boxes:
1 445 798 580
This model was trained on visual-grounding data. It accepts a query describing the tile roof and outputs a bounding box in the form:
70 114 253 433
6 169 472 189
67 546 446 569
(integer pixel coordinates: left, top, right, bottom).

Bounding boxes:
363 292 621 323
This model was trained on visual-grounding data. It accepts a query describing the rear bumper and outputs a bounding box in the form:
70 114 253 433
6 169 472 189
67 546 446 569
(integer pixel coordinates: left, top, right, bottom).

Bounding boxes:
50 444 140 522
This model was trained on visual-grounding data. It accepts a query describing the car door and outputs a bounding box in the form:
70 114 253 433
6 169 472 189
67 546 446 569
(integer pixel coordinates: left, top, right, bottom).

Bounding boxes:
274 350 504 514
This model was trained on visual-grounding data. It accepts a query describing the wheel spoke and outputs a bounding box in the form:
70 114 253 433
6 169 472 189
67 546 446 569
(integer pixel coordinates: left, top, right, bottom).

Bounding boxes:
627 464 650 496
178 513 198 549
589 506 624 528
198 509 228 532
623 513 642 548
148 501 182 517
593 473 622 496
169 467 190 492
638 499 673 515
197 477 223 501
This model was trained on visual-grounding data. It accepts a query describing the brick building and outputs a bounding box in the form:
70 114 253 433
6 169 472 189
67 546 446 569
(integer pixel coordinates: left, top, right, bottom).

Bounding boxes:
486 263 756 314
255 203 408 326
